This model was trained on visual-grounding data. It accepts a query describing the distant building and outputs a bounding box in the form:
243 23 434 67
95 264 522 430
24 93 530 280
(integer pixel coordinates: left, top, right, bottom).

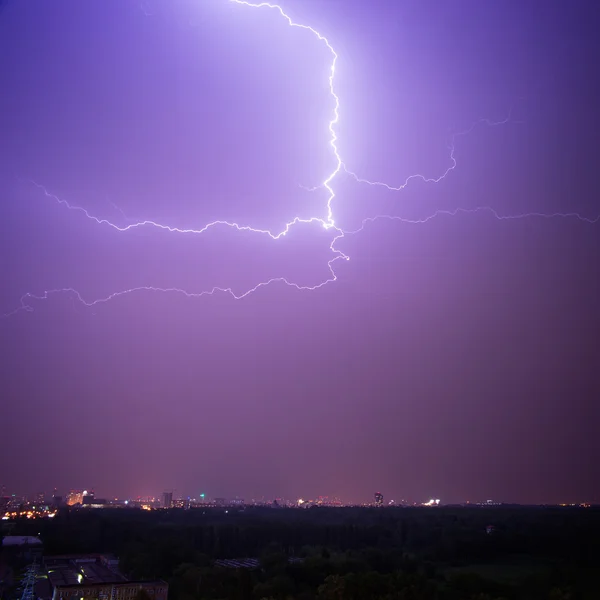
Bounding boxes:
162 492 173 509
43 554 168 600
422 498 441 506
214 557 304 569
82 496 108 508
374 492 384 506
6 496 24 510
66 491 84 506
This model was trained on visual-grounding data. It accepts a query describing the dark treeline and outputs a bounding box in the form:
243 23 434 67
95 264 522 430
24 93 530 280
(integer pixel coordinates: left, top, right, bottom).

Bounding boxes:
7 506 600 600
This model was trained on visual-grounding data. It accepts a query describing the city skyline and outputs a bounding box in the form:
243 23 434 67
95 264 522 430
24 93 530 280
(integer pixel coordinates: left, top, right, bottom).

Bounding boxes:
1 483 596 509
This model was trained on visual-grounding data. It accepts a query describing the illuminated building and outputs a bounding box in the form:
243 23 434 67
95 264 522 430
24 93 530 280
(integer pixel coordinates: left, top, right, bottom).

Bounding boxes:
7 496 24 510
82 495 107 508
162 492 173 509
374 492 383 506
422 498 441 506
66 490 84 506
44 555 168 600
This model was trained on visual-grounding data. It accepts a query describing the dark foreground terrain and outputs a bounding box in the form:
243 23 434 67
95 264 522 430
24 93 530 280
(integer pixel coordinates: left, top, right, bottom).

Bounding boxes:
3 505 599 600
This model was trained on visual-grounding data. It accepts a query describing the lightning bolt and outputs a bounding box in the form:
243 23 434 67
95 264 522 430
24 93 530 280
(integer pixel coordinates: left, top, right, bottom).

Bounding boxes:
3 1 598 319
342 110 598 231
344 116 514 192
347 208 600 236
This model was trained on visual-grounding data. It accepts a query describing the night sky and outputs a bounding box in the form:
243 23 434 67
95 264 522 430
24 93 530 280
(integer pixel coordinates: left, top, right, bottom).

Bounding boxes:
1 0 599 505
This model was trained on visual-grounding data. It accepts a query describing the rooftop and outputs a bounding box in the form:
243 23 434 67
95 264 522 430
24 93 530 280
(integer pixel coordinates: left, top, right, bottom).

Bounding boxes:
214 557 304 569
45 555 126 588
2 536 43 546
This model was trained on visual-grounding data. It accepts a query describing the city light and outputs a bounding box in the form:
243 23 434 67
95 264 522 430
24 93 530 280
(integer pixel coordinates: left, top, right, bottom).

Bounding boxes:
423 499 441 506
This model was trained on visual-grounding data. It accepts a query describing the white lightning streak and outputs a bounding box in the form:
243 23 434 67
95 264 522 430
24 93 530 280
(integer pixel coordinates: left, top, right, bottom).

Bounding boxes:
344 116 513 191
347 208 600 235
5 274 338 319
231 1 343 228
27 180 332 240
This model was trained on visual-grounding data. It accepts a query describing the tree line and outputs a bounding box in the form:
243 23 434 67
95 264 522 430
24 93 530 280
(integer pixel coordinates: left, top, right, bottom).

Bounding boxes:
8 506 600 600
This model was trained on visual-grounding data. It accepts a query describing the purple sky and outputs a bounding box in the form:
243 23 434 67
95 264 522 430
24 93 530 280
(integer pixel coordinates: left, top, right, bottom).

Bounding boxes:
1 0 599 504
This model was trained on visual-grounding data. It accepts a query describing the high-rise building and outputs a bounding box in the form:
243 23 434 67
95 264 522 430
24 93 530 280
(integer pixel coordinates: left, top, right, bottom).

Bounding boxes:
374 492 384 506
163 492 173 509
66 490 84 506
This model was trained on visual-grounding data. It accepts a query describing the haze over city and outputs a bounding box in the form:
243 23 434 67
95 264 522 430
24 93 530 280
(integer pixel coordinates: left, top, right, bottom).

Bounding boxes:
1 0 598 506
